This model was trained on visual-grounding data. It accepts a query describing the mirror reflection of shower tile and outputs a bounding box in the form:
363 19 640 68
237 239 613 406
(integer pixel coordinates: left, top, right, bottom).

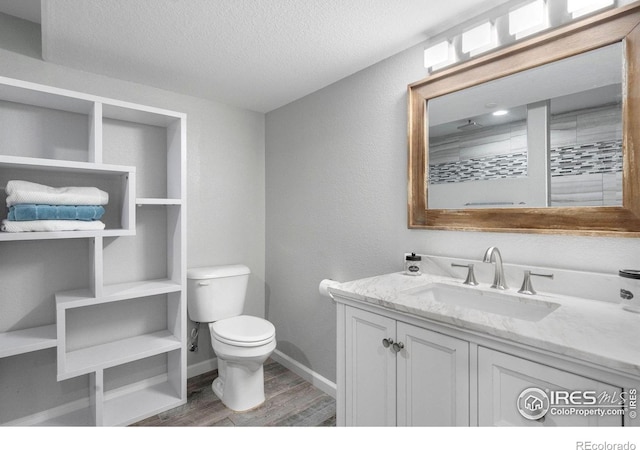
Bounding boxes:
429 138 461 165
551 173 603 206
577 107 622 145
550 116 577 147
459 138 511 160
603 172 622 206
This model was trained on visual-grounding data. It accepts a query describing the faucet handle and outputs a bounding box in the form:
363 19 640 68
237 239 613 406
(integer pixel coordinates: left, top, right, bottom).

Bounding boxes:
451 263 479 286
518 270 554 295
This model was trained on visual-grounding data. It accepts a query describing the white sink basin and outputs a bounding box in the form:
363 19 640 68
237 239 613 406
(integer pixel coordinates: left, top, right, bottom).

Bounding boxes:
402 282 560 321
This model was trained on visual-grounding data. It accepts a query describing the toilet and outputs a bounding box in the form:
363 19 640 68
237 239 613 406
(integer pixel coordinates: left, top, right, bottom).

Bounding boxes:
187 264 276 411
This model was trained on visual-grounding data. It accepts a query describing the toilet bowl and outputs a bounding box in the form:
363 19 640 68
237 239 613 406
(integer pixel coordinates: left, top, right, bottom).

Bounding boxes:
209 315 276 411
186 265 276 412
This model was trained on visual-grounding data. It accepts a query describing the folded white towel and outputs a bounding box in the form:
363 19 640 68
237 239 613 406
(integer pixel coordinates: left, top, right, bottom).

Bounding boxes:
1 219 106 233
5 180 109 207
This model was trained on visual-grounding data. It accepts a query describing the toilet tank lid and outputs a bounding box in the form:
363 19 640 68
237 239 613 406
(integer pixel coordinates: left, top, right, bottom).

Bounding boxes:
187 264 251 280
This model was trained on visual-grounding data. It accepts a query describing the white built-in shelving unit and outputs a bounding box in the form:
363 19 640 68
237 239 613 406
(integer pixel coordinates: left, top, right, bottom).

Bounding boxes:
0 76 186 426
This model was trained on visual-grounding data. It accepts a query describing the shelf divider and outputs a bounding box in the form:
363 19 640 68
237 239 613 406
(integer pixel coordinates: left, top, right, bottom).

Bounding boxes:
59 331 181 381
56 278 182 309
0 229 136 241
0 325 57 358
89 102 103 164
0 154 134 174
136 198 182 206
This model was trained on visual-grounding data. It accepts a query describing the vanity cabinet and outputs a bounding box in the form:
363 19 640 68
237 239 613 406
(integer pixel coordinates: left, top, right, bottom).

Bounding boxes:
344 306 469 426
478 347 622 426
336 297 638 427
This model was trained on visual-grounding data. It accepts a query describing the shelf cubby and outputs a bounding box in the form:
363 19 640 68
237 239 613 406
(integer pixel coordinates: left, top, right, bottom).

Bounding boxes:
0 155 136 240
61 331 181 381
0 348 91 426
104 378 183 426
55 285 183 381
100 350 183 426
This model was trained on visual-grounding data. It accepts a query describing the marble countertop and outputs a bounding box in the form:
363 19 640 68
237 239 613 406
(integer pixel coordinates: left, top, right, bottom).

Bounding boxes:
329 261 640 378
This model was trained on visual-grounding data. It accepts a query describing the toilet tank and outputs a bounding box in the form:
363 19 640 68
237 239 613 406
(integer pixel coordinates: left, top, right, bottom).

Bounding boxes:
187 264 251 322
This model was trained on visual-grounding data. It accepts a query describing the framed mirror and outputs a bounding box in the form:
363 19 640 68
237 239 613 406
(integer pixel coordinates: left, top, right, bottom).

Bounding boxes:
408 3 640 236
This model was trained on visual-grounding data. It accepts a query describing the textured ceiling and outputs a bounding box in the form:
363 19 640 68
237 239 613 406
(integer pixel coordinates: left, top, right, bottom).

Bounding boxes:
12 0 511 112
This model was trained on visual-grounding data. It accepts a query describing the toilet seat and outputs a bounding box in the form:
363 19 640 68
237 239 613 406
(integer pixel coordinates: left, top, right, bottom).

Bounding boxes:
211 315 275 347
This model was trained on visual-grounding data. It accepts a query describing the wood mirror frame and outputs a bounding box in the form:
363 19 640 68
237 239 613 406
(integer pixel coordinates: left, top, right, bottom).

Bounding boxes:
408 3 640 237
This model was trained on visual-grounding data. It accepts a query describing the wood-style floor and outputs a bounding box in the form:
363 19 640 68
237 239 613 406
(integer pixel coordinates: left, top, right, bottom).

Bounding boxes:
131 359 336 427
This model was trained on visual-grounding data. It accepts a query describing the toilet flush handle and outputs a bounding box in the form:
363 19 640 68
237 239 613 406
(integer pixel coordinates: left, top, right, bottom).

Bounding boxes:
198 281 210 286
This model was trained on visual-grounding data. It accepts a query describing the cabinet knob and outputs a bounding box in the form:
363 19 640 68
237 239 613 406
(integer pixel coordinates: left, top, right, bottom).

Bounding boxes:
392 342 405 353
382 338 394 348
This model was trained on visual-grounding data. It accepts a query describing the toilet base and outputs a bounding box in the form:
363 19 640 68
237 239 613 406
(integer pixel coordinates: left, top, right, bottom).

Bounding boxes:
212 359 266 411
211 377 224 399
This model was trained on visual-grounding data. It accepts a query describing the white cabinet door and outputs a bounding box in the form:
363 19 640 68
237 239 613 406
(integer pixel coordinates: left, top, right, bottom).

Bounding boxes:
478 347 623 426
345 307 397 426
396 323 469 426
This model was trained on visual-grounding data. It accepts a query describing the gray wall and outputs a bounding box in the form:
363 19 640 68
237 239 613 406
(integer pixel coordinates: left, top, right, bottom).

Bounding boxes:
265 39 640 383
0 13 265 421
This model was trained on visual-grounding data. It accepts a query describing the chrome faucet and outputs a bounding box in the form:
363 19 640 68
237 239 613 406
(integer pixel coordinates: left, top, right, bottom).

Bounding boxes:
483 246 507 290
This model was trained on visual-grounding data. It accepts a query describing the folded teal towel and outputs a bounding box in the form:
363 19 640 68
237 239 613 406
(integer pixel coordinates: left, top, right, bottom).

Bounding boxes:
7 204 105 221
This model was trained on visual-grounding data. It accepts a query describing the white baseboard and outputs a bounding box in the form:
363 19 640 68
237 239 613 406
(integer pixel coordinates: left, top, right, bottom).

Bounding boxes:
271 350 336 399
187 357 218 379
2 397 90 426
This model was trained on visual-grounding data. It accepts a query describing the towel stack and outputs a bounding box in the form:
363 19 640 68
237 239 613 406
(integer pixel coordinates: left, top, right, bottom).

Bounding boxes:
1 180 109 233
